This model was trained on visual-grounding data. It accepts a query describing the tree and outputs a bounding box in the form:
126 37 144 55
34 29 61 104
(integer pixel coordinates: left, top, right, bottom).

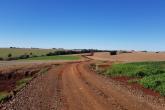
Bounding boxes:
8 53 12 58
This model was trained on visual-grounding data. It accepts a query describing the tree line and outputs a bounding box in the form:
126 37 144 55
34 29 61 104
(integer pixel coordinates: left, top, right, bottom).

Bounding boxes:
0 49 102 61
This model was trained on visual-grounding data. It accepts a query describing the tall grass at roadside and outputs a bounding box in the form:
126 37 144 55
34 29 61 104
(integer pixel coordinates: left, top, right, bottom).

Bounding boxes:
0 92 9 102
106 62 165 77
105 61 165 96
15 77 32 91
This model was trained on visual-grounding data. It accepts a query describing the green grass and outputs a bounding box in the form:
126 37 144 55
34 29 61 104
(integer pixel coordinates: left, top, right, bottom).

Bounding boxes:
105 61 165 96
0 92 9 102
0 48 55 58
15 77 32 91
140 74 165 96
106 61 165 77
24 55 81 60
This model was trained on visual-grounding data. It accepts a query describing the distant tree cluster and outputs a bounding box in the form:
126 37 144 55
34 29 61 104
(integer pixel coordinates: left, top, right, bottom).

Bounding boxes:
10 47 16 49
46 49 100 56
109 51 118 55
0 49 103 61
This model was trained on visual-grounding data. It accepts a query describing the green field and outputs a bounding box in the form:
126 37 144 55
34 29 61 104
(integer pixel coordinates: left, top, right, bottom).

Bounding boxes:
24 55 81 60
0 48 55 58
105 61 165 95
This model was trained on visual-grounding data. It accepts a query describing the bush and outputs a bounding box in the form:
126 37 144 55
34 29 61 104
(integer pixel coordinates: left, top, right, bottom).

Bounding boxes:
19 54 30 59
46 52 54 56
32 55 38 57
8 53 12 58
110 51 118 55
0 57 3 61
46 50 94 56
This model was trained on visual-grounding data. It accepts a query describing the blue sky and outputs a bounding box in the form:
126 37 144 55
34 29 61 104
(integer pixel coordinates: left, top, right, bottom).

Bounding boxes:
0 0 165 50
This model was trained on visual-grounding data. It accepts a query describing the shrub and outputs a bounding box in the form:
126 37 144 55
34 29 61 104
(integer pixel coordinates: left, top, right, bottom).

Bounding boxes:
46 52 54 56
0 57 3 61
32 55 38 57
110 51 118 55
8 53 12 58
19 54 30 59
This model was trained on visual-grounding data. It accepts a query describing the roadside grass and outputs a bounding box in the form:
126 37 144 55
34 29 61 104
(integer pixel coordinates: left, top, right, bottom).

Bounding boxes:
15 77 32 91
38 67 50 75
15 67 50 91
0 92 9 102
105 61 165 96
0 67 50 103
23 55 81 61
139 74 165 96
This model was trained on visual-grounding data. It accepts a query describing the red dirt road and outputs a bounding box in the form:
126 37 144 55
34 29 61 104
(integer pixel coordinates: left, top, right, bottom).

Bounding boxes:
2 62 165 110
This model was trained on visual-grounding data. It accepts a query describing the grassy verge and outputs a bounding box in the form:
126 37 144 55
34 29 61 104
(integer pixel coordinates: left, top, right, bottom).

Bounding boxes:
15 67 50 91
0 92 9 102
23 55 81 60
105 61 165 96
15 77 32 91
0 67 50 103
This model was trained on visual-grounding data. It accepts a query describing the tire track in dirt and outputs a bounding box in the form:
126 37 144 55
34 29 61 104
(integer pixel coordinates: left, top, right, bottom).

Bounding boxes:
62 64 109 110
75 63 126 110
72 62 164 110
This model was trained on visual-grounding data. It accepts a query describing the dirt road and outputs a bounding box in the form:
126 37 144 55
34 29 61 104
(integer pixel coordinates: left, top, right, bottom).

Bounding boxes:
2 62 165 110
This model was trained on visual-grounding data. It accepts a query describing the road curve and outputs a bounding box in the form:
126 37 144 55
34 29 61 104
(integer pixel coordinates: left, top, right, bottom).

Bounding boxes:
2 62 165 110
62 62 164 110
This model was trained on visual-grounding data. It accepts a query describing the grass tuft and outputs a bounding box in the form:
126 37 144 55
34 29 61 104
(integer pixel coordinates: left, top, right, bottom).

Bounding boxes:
15 77 32 91
0 92 9 103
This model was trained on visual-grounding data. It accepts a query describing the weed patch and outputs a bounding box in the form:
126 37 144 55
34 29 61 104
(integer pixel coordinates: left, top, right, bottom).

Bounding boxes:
15 77 32 91
105 61 165 96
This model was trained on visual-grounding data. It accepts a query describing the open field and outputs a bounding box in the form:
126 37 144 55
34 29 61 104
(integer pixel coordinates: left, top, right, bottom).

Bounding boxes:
0 48 56 58
88 52 165 62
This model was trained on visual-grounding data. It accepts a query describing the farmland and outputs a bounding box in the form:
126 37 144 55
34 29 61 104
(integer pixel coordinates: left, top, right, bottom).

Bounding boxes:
0 48 56 58
23 55 81 60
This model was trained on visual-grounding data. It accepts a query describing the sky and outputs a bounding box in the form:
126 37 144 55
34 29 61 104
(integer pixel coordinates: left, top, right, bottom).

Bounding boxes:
0 0 165 51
